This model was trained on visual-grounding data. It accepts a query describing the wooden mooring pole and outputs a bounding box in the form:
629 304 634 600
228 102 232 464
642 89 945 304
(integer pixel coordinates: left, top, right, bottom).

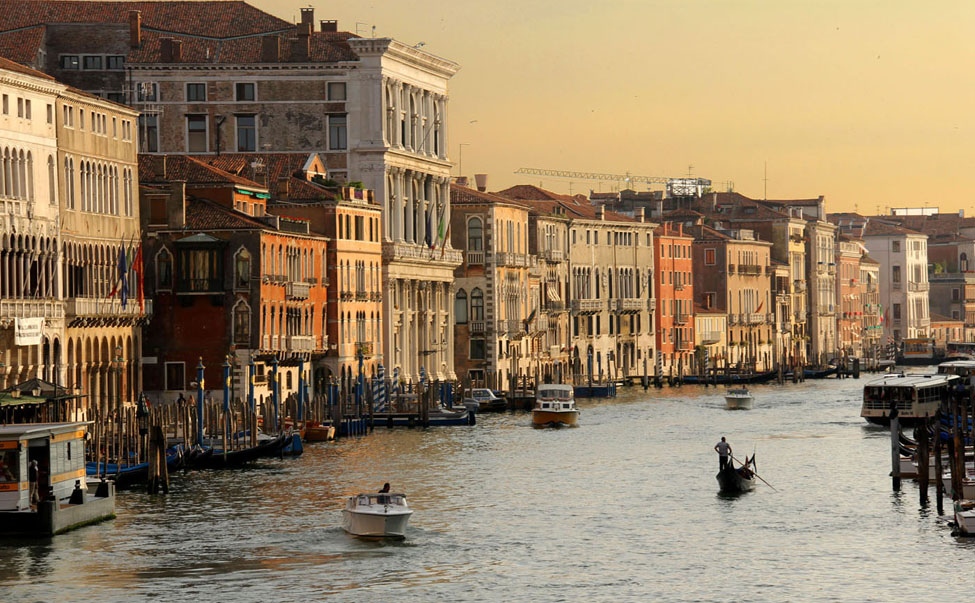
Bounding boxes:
916 418 929 506
890 408 900 492
934 418 944 515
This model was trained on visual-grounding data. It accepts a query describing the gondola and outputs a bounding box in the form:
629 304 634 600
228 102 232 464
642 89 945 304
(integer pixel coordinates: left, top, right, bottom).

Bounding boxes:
86 445 185 488
195 433 290 469
803 366 838 379
716 454 758 494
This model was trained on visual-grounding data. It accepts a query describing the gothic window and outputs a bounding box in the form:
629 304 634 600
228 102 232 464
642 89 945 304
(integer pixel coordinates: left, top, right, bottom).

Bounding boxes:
156 247 173 290
234 247 252 289
455 289 468 324
470 288 484 321
233 299 251 344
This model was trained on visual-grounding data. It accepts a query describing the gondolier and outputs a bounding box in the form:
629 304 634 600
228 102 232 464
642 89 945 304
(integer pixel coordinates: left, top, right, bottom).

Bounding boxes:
714 437 732 471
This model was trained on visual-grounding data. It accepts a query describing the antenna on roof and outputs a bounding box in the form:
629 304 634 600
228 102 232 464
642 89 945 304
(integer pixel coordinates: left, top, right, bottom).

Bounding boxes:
763 160 768 201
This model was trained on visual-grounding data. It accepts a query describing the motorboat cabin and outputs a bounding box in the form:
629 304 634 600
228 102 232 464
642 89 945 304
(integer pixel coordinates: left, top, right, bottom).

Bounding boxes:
532 385 578 428
724 388 754 410
342 492 413 539
0 422 115 537
861 373 959 424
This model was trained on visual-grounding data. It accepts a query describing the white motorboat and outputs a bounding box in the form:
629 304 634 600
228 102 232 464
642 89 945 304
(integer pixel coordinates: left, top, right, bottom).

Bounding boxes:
532 384 578 428
724 388 753 410
954 500 975 536
461 388 506 413
342 492 413 539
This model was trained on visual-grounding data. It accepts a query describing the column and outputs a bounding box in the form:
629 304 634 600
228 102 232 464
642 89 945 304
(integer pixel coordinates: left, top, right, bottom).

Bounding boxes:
441 178 451 247
417 175 427 248
446 282 456 379
392 168 403 243
404 172 415 244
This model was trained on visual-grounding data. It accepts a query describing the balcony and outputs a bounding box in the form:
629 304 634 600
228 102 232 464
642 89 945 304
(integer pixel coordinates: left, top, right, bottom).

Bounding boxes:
615 298 644 314
0 299 65 321
356 342 374 358
383 241 463 265
356 290 368 301
572 298 604 314
495 252 530 267
65 298 152 326
466 250 484 265
742 312 766 325
545 299 566 313
794 280 807 292
908 282 930 292
539 248 565 263
701 331 722 345
739 264 762 276
675 312 689 325
728 314 738 326
469 320 485 334
340 291 354 301
507 319 527 337
261 335 281 350
727 264 736 274
648 299 656 312
286 334 314 352
286 281 311 300
679 340 695 351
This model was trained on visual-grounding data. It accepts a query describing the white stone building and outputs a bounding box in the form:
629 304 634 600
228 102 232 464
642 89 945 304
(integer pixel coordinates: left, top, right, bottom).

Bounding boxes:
862 221 930 342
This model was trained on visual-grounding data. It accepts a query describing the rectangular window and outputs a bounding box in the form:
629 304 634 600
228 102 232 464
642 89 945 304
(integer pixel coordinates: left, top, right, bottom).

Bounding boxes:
106 55 125 70
46 103 53 124
236 114 256 152
470 339 486 360
186 83 207 102
327 82 347 100
138 114 159 152
59 55 80 70
136 82 158 102
83 55 103 70
705 248 715 265
165 362 186 391
112 116 117 138
16 97 23 118
24 99 30 120
1 94 6 114
328 114 347 150
892 303 901 320
892 265 901 283
186 115 208 152
892 240 901 252
235 82 256 101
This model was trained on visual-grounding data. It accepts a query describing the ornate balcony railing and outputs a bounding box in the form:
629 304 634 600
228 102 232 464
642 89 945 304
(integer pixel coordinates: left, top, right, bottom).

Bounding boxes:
286 281 310 300
701 331 722 345
469 320 485 334
539 248 565 263
571 299 604 314
615 298 643 314
65 298 151 318
286 334 314 352
1 299 65 320
467 250 484 265
495 252 530 267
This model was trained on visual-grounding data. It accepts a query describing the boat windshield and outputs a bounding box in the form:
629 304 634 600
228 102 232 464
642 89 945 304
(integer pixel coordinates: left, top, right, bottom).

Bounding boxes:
538 388 573 401
357 494 407 506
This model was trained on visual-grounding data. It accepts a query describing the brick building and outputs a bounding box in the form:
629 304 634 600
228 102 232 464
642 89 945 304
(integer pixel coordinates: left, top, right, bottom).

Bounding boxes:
653 223 695 375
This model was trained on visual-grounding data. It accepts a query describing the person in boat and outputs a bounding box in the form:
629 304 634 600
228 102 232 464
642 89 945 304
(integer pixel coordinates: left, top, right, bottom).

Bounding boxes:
714 437 732 471
737 455 754 479
379 483 390 493
378 482 391 504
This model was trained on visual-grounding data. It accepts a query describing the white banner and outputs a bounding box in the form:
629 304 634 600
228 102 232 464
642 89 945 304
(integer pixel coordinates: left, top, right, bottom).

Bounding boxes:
14 317 43 346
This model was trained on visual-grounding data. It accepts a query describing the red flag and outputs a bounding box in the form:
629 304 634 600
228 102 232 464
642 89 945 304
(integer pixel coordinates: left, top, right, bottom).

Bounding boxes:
134 243 145 312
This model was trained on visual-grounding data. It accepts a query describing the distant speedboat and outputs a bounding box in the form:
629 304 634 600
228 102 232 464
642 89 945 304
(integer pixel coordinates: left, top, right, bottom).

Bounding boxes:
532 384 578 428
342 493 413 539
724 388 753 410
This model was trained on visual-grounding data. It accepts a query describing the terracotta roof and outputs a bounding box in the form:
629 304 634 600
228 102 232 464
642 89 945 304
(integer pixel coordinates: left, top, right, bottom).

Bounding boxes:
860 255 880 265
451 185 531 209
930 313 962 324
184 196 267 230
205 153 311 185
0 1 292 38
495 184 637 223
862 221 924 237
687 223 730 241
281 177 337 202
138 154 265 189
0 26 46 66
129 29 357 64
0 54 54 80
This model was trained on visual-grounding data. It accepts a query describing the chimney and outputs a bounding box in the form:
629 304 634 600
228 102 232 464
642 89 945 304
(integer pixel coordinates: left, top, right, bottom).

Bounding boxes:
454 176 469 188
151 155 168 180
298 21 312 37
160 38 173 62
277 176 290 199
596 205 605 221
635 207 645 223
171 39 182 62
261 35 280 62
321 19 338 33
129 10 142 48
294 23 311 61
300 7 314 28
167 181 186 229
474 173 488 192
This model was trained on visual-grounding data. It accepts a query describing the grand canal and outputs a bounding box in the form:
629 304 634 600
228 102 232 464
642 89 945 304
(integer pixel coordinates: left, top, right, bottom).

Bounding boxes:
2 377 974 601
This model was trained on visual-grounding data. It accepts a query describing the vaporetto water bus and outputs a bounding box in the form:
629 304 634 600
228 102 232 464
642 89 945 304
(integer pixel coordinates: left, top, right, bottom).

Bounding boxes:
860 373 959 425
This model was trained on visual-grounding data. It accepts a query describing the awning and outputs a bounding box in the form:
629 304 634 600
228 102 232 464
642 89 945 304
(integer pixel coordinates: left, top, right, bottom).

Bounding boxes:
546 287 561 303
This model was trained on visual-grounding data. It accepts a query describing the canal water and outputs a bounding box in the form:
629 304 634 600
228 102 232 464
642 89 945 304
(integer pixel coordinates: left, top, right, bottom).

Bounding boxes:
2 377 974 601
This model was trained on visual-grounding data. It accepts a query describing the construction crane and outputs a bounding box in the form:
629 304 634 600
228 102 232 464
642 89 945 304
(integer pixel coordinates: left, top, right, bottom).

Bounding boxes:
514 167 712 197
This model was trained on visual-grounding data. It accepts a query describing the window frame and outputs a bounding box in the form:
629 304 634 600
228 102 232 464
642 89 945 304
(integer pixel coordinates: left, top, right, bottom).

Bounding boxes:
185 114 209 153
164 361 186 391
328 114 348 150
186 82 207 102
235 113 257 152
327 81 347 101
59 55 80 70
235 82 256 102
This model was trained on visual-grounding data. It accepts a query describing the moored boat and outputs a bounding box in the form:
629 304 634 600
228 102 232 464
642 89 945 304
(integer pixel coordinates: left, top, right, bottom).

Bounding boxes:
954 500 975 536
532 384 578 428
716 455 757 494
462 388 507 412
724 388 753 410
342 492 413 539
860 373 959 425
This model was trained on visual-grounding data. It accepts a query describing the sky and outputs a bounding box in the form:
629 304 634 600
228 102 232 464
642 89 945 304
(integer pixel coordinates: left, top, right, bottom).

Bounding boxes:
262 1 975 214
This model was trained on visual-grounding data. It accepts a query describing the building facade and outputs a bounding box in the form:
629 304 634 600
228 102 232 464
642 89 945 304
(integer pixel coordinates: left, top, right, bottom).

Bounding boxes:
653 223 695 375
836 237 862 358
862 221 930 343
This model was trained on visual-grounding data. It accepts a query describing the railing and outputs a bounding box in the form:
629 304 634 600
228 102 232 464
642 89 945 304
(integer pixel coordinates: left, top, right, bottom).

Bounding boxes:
177 278 222 293
286 281 310 300
286 334 314 352
545 299 566 312
919 318 930 328
571 299 604 314
507 319 526 336
550 344 562 357
383 241 463 264
679 340 695 351
615 298 644 313
739 264 762 276
356 290 368 300
467 250 484 265
262 335 280 350
675 312 689 324
908 282 930 292
701 331 722 345
1 299 65 320
495 252 530 267
65 298 151 317
340 291 354 300
540 248 565 262
470 320 485 334
727 264 736 274
728 314 738 326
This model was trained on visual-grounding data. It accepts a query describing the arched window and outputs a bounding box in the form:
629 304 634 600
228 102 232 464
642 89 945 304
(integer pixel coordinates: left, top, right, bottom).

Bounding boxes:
156 247 173 290
467 217 483 251
234 247 252 289
455 289 468 324
233 299 251 344
470 288 484 321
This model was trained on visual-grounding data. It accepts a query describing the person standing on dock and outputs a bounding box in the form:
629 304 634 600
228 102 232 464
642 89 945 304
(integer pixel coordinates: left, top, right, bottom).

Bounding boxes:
28 460 39 506
714 437 732 471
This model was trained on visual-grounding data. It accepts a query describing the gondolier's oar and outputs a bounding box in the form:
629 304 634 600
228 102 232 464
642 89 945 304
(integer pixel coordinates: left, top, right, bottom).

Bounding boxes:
731 453 777 491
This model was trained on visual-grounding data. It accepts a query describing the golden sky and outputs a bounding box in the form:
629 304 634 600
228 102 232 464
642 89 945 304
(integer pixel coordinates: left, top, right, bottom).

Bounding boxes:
264 1 975 214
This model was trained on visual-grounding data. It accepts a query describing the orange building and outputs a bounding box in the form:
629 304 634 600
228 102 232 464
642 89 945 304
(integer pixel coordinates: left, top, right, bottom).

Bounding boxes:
653 222 695 375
